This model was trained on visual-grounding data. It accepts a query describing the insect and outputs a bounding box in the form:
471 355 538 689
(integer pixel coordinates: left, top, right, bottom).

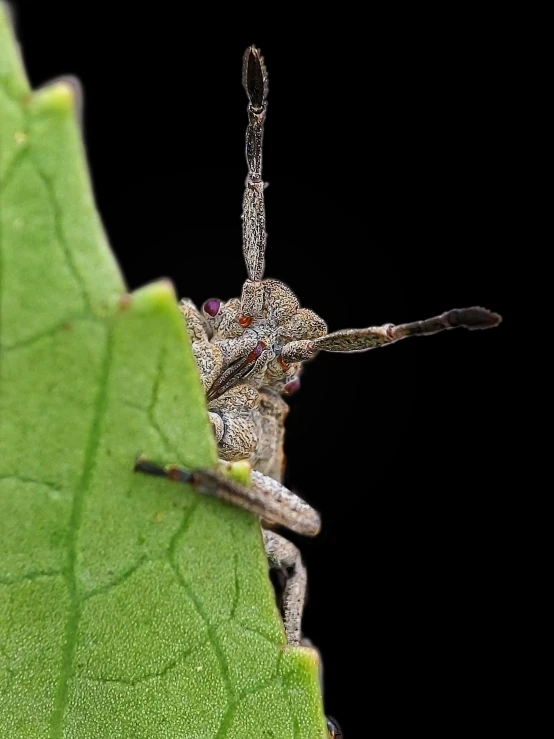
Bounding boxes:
137 41 500 669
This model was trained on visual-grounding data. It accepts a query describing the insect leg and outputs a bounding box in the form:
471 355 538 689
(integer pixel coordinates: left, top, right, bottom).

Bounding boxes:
179 299 211 343
263 530 307 646
250 470 320 536
241 46 268 318
134 458 320 537
326 716 343 738
210 408 259 461
207 383 260 459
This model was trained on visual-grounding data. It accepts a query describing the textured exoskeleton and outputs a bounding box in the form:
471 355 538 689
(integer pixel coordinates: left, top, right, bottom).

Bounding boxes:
142 47 501 653
180 283 326 481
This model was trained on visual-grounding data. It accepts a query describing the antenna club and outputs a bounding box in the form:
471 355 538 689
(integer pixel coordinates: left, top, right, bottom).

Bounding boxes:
242 45 268 109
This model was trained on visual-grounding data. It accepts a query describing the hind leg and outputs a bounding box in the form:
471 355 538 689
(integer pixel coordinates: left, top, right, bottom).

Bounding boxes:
135 458 318 644
263 529 307 646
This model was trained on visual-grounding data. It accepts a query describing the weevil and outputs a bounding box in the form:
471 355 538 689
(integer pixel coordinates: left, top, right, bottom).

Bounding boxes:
137 45 500 655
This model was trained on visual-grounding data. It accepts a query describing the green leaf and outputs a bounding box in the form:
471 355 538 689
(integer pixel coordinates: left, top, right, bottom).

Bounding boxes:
0 7 327 737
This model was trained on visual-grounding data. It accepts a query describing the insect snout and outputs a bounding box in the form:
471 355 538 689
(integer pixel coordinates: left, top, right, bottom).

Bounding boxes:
206 340 267 402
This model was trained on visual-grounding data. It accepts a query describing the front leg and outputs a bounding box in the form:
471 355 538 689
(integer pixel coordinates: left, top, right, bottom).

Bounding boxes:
134 459 320 537
208 384 260 461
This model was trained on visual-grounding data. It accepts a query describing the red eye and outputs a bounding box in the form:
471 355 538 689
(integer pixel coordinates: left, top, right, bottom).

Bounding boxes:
277 355 289 371
238 314 252 327
247 341 266 362
283 377 300 395
202 298 221 317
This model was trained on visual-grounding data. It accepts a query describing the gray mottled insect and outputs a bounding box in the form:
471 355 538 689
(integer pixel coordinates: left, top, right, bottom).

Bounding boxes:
137 47 501 654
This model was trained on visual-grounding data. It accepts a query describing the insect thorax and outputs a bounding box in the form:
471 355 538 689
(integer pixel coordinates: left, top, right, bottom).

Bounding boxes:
180 278 328 478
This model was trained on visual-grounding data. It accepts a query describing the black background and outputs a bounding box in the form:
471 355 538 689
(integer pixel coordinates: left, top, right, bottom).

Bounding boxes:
9 3 511 736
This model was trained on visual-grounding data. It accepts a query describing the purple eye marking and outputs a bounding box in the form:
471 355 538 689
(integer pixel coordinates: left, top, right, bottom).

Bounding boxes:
202 298 222 317
283 377 301 395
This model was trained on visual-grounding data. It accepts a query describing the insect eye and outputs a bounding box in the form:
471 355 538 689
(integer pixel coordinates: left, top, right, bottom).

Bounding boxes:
202 298 222 317
283 377 300 395
238 314 253 328
247 341 266 361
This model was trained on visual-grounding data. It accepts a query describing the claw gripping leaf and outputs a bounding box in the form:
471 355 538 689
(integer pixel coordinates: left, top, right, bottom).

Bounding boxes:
0 8 327 737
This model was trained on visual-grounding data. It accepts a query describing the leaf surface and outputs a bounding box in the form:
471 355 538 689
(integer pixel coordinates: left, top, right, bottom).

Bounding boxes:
0 7 326 737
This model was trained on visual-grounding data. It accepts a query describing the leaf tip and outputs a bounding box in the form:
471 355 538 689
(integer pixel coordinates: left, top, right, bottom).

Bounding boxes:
0 2 31 96
31 78 80 117
281 643 323 678
155 278 177 299
131 280 177 314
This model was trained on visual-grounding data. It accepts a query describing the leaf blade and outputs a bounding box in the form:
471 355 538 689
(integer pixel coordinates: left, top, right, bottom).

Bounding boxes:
0 7 327 737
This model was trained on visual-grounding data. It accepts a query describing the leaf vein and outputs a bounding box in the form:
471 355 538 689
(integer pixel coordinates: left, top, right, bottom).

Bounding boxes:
214 665 284 739
168 506 235 707
77 645 195 687
237 652 284 702
29 153 92 313
0 570 63 587
0 312 95 352
149 346 194 465
48 323 114 739
231 621 282 647
0 145 29 195
214 703 237 739
229 526 240 621
0 473 62 492
80 555 147 602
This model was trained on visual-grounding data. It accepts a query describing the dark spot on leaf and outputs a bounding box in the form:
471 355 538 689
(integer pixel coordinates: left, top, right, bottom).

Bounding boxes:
119 293 132 310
